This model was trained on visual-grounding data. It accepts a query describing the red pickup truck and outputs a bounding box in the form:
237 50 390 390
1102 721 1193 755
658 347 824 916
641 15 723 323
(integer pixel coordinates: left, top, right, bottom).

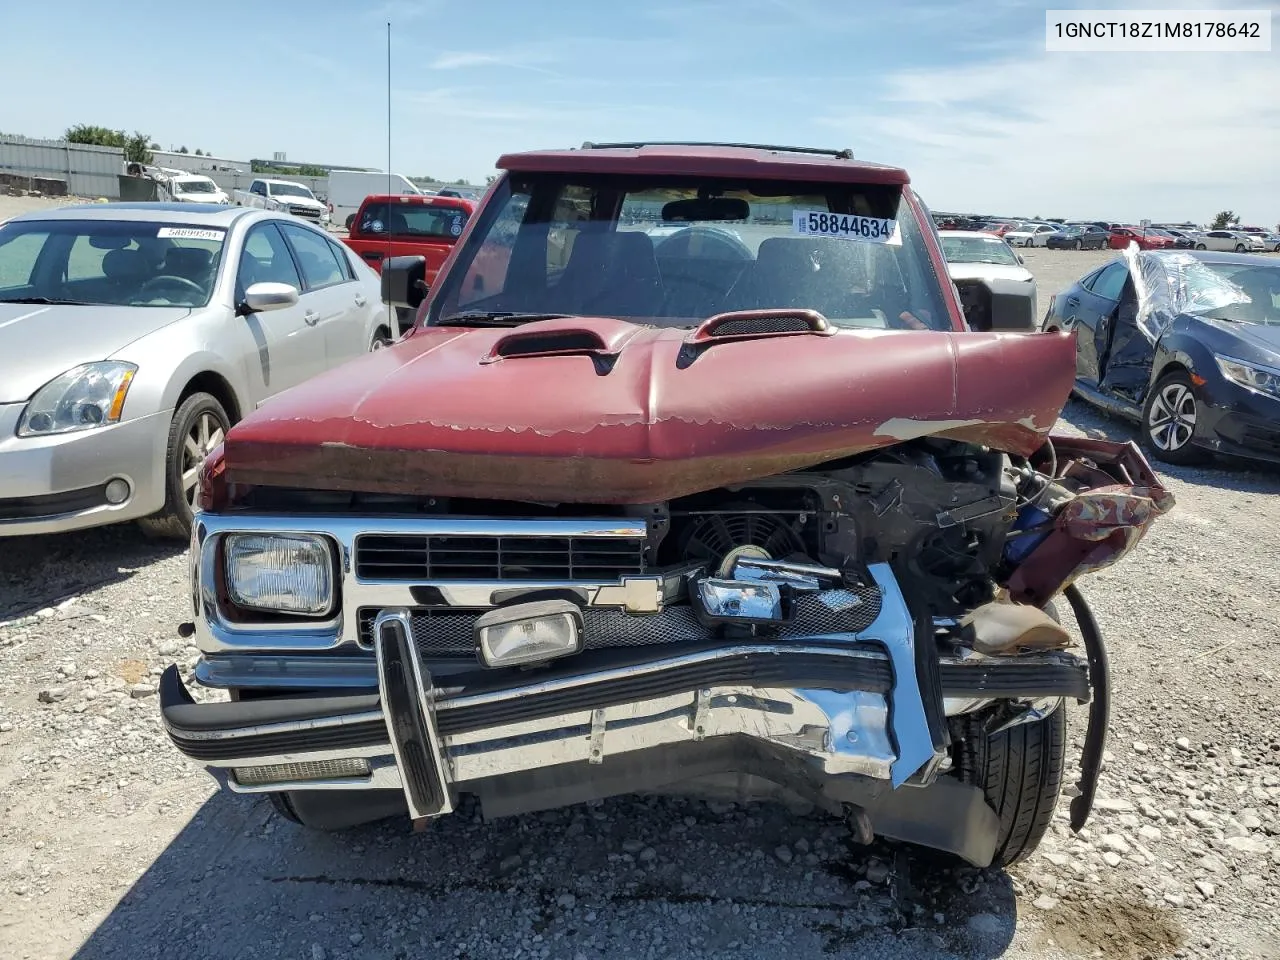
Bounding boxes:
342 194 475 282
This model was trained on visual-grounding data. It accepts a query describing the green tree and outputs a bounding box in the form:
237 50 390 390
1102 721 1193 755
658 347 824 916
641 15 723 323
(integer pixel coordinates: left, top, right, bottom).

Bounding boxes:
64 125 153 164
1211 210 1240 229
177 146 189 154
455 178 471 186
123 131 153 165
194 148 203 156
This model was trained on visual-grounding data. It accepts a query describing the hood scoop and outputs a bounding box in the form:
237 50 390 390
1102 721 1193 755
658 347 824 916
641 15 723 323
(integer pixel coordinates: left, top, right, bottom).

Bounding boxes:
678 309 835 367
691 309 834 342
479 316 643 371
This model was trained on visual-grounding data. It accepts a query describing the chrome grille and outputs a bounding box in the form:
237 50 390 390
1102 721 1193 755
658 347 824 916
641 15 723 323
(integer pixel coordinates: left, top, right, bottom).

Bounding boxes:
356 585 884 659
354 533 646 581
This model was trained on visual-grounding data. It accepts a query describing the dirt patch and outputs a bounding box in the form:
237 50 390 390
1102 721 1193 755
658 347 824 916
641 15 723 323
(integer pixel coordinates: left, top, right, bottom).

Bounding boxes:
116 658 149 683
1035 892 1185 959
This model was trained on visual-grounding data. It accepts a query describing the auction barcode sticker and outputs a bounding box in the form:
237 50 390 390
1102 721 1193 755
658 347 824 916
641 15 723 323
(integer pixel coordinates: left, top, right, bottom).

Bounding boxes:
157 227 225 240
793 210 898 243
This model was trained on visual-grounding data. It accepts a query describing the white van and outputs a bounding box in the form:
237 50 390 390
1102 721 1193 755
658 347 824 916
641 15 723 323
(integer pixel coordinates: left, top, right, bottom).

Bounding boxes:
327 170 423 230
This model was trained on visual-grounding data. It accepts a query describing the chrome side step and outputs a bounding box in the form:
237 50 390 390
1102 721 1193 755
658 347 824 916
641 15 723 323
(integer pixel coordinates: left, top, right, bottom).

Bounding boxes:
373 609 453 821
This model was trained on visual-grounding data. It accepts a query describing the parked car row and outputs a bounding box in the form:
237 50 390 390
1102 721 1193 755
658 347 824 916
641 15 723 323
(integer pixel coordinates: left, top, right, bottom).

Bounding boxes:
934 214 1280 254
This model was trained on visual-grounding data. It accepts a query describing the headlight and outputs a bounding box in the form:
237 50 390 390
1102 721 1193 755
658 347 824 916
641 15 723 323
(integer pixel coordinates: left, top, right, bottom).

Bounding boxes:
17 361 137 437
225 533 335 616
1215 354 1280 400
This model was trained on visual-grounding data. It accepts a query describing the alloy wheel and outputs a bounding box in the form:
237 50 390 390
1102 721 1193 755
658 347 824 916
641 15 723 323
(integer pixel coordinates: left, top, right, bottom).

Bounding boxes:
182 412 225 509
1146 382 1197 452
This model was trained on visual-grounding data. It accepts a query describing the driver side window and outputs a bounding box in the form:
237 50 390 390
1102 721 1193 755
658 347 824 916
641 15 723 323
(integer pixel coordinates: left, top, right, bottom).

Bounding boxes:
1091 262 1129 302
236 223 301 299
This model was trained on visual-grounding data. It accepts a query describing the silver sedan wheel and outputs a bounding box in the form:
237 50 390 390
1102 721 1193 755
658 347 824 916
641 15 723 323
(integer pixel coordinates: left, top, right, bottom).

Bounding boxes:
183 412 225 509
1146 382 1196 452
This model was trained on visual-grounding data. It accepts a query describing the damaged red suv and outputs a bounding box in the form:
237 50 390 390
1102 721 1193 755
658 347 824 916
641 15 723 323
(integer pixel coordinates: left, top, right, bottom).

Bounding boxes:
160 142 1172 870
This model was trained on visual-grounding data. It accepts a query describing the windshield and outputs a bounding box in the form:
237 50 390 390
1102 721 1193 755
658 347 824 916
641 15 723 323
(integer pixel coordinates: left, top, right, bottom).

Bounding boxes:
1130 250 1280 336
270 183 313 199
0 219 224 307
358 201 469 240
176 180 217 194
940 235 1020 266
429 174 951 332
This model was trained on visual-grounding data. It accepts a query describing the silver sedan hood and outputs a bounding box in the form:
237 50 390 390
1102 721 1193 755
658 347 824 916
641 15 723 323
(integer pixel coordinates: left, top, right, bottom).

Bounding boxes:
946 262 1035 284
0 303 191 402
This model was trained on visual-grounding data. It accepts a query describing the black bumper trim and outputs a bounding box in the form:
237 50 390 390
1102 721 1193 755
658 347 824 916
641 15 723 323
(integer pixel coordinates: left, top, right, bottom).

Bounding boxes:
159 651 1090 763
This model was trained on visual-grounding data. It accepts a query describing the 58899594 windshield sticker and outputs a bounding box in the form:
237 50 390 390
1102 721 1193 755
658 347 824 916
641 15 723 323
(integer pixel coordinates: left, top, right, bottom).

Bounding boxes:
156 227 226 241
792 210 899 244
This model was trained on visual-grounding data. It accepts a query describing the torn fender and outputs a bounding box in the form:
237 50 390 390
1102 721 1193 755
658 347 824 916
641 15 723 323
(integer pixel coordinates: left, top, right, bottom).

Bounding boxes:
1004 436 1174 606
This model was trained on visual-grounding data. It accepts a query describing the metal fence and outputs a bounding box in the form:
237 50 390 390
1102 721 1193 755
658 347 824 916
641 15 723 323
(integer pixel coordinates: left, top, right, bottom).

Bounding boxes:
0 135 124 198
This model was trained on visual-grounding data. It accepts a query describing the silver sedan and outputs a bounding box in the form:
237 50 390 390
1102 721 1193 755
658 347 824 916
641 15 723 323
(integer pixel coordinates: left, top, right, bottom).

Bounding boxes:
0 203 393 538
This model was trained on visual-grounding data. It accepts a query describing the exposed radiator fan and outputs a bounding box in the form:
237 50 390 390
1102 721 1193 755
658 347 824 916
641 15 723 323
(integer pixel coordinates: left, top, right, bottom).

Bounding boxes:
675 506 806 570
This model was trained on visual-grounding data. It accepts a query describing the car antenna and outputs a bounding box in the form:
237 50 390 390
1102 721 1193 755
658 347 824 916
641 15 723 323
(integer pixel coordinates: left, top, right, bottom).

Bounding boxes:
385 19 393 306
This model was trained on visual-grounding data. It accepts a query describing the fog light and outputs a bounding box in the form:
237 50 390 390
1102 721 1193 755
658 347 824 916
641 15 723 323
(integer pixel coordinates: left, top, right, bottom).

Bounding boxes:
694 578 784 622
474 599 584 668
233 757 370 786
104 478 130 504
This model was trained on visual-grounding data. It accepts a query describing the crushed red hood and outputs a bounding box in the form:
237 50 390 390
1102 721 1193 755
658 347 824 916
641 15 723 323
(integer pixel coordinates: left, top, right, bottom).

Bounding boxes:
219 317 1077 503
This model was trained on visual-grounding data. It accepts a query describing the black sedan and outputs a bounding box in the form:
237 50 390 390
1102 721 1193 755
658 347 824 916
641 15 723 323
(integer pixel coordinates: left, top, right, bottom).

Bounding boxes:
1043 250 1280 465
1045 224 1110 250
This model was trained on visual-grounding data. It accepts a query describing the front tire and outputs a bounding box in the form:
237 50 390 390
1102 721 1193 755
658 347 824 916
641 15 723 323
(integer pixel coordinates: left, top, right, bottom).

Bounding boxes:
1072 239 1081 250
1141 370 1206 465
958 707 1066 867
268 789 407 830
137 392 230 540
1195 243 1206 250
370 326 393 351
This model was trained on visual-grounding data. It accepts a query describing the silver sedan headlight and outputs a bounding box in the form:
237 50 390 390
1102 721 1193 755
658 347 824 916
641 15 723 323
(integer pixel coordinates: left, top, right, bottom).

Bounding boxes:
17 361 137 437
225 533 335 616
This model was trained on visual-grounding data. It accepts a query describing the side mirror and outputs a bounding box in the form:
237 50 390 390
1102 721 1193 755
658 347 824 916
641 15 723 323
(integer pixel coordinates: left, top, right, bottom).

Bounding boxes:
1016 252 1025 264
237 281 298 315
382 254 429 310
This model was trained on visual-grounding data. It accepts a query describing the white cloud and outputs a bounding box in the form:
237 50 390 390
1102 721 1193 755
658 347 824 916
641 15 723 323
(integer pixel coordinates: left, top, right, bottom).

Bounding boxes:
818 47 1280 224
428 49 562 74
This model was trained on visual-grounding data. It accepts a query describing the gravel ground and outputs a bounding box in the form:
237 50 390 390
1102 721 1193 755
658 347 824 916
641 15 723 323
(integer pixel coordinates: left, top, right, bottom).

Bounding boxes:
2 207 1280 959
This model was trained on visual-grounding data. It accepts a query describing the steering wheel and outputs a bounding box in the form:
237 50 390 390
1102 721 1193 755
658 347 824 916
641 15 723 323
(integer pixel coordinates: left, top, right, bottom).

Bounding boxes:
137 275 205 298
654 225 753 261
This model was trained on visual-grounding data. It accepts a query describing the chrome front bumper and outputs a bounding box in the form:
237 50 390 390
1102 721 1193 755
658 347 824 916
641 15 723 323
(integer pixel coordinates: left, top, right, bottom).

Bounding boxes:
162 567 1090 820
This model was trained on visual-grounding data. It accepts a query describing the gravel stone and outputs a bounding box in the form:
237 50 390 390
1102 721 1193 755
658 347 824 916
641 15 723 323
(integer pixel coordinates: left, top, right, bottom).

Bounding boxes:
1032 895 1059 910
1102 851 1123 868
1101 834 1132 855
865 859 890 883
1194 880 1216 898
36 687 68 703
773 845 793 864
1224 836 1270 855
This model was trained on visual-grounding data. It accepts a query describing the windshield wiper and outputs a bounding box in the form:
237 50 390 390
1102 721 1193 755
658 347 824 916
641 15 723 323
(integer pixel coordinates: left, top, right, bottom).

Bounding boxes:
0 296 93 305
436 311 575 327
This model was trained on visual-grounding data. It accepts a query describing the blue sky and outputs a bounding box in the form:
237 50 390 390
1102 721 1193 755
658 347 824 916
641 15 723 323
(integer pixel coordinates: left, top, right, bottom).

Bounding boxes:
2 0 1276 224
